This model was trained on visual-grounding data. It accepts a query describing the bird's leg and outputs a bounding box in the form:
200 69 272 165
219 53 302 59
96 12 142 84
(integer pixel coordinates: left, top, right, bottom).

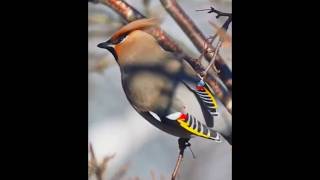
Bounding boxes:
171 138 190 180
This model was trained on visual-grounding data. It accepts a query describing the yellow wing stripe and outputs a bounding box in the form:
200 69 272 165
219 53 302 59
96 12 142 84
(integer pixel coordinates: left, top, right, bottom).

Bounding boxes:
204 87 218 108
177 119 210 139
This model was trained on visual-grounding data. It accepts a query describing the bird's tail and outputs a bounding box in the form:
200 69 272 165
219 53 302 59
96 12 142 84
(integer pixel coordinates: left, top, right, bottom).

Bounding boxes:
171 112 222 143
207 129 222 142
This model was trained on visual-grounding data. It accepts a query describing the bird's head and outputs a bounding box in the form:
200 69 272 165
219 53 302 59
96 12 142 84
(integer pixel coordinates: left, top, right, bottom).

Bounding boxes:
97 18 165 66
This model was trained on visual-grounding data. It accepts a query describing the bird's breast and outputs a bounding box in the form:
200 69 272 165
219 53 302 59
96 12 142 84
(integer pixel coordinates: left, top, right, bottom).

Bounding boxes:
121 70 173 113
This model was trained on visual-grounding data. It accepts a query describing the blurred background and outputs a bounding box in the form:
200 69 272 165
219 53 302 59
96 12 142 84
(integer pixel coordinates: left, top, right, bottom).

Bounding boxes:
88 0 231 179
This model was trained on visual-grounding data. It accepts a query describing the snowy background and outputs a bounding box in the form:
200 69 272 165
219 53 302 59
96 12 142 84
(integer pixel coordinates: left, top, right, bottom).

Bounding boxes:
89 0 231 179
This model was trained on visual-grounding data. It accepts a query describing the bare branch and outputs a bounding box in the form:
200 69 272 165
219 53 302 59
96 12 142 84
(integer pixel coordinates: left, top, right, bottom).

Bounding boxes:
197 6 232 18
89 143 116 180
171 154 183 180
204 40 223 76
197 6 232 31
209 21 231 47
160 0 232 91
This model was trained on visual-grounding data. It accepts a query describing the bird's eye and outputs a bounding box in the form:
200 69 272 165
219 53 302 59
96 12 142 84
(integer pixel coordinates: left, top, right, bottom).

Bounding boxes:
115 34 127 44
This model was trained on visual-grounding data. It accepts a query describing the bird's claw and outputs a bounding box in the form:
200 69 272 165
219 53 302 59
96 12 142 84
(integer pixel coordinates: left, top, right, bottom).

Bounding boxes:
177 138 196 158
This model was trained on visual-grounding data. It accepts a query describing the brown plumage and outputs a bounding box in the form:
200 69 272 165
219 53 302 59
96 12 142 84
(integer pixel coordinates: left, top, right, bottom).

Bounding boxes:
97 18 222 142
110 18 159 42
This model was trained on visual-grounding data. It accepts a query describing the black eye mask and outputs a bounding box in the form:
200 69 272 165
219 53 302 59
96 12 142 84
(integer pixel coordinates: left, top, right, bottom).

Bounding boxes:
113 34 128 44
97 39 118 61
97 33 129 61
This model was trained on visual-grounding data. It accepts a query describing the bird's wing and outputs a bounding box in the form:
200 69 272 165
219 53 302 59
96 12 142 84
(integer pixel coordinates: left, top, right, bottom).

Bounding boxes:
179 62 219 128
160 53 219 128
165 112 221 142
194 81 219 116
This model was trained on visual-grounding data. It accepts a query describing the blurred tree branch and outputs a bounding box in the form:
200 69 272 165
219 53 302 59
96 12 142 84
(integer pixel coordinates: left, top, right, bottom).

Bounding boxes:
89 143 133 180
89 143 116 180
110 162 130 180
160 0 232 92
89 0 232 115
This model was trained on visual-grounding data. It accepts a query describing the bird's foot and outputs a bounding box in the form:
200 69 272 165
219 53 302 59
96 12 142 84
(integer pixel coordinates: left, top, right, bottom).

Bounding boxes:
178 138 196 159
178 138 190 153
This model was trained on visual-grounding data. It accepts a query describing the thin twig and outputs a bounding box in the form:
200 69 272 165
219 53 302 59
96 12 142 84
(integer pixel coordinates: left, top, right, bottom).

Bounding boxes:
196 36 215 65
196 35 220 76
160 0 232 91
204 40 223 76
89 143 103 180
172 154 183 180
171 138 190 180
208 21 231 48
89 143 116 180
91 0 232 115
197 7 231 18
197 6 232 31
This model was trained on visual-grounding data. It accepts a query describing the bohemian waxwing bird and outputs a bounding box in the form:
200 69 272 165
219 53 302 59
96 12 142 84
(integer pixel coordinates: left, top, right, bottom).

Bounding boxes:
97 18 222 142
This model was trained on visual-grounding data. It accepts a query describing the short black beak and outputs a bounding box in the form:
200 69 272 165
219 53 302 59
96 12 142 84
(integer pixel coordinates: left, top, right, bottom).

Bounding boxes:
97 41 110 49
97 40 118 61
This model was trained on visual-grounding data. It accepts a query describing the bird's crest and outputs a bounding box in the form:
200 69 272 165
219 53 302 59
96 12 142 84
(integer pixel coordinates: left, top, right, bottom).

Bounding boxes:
110 18 159 41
